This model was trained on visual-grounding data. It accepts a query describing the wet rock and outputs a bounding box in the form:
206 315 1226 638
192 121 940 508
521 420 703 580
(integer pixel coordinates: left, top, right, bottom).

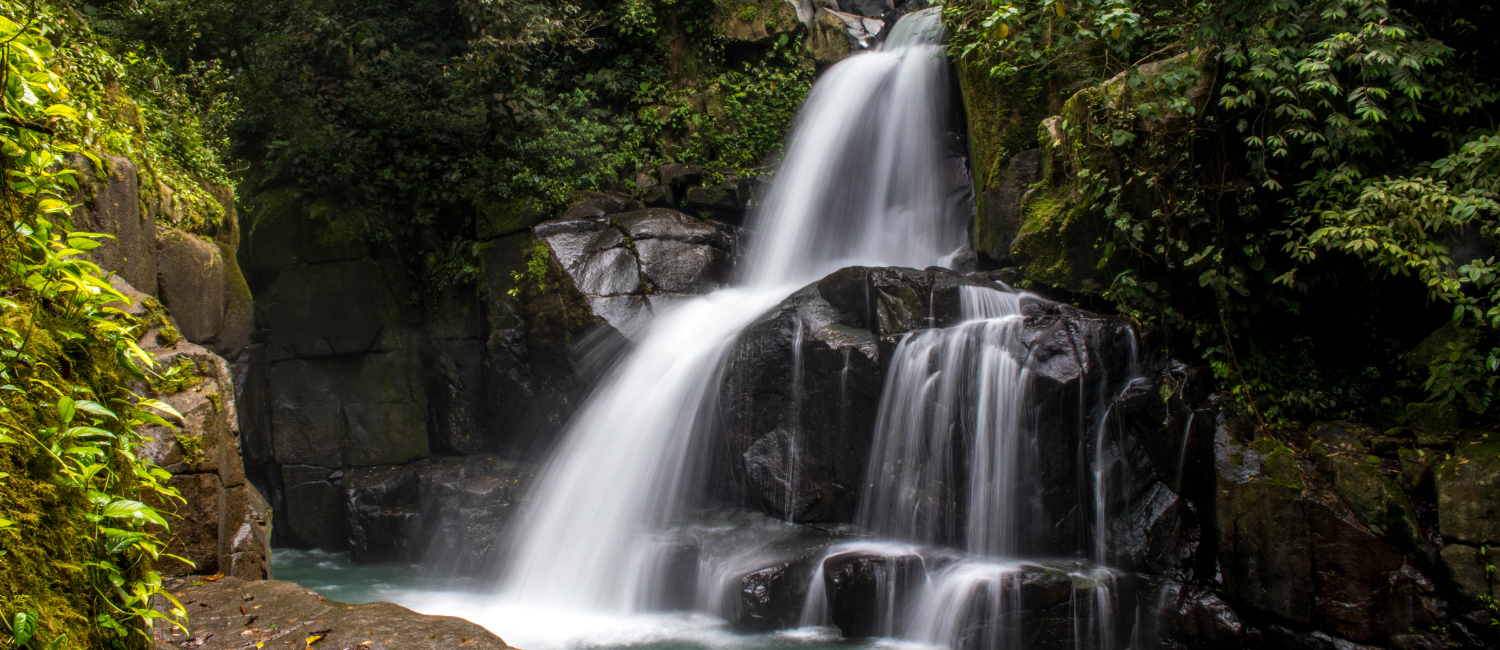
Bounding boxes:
417 455 537 576
534 208 735 339
719 526 838 632
1107 482 1200 578
152 576 508 649
720 282 883 522
1148 581 1249 649
426 339 488 454
822 549 925 637
344 464 424 563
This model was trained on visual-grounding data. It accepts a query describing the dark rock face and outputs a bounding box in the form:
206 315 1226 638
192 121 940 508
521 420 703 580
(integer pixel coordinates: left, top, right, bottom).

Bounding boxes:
333 455 537 570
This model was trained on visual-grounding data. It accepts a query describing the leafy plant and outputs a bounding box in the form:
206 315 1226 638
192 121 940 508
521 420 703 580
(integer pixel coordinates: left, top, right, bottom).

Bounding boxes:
0 1 194 645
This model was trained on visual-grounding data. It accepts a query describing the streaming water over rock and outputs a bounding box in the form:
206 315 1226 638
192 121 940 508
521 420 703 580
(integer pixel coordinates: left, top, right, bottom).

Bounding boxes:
499 6 967 611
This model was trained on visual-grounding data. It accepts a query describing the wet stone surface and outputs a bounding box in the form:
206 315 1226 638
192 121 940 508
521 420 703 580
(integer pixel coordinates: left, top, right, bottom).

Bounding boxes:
153 576 507 650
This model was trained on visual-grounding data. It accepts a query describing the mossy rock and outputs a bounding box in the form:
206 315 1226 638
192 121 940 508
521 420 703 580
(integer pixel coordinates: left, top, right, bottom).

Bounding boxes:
477 196 548 240
1435 435 1500 545
1010 184 1103 291
716 0 804 43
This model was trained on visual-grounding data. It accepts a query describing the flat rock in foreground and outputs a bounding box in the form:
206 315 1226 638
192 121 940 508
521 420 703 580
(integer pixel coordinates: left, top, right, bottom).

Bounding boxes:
153 576 507 650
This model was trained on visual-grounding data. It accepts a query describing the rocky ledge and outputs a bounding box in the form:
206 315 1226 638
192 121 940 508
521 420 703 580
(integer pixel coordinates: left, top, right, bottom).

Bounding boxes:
152 576 506 650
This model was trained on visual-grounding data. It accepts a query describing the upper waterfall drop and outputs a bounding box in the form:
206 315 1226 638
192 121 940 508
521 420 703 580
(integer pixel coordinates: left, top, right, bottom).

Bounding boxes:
496 6 973 613
741 6 965 288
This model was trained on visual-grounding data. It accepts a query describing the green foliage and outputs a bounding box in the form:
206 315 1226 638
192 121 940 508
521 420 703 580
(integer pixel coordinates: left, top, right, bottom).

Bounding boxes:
509 240 550 297
90 0 810 303
949 0 1500 424
0 1 194 646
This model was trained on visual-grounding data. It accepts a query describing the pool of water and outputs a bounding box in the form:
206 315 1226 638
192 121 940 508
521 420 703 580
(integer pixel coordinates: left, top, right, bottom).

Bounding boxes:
271 549 922 650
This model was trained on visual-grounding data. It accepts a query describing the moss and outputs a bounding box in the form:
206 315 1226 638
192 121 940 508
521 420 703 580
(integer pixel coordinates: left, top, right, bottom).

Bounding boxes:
149 357 203 395
0 313 146 649
175 433 207 465
1010 185 1101 291
736 4 760 21
959 61 1052 259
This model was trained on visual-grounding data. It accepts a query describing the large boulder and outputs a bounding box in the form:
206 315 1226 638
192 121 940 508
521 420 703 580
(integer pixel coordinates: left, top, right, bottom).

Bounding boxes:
1214 429 1441 642
534 205 735 339
68 153 158 295
261 259 405 359
155 226 226 345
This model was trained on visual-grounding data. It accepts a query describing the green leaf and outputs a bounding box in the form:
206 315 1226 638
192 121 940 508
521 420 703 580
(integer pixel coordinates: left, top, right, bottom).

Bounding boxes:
56 395 75 424
102 499 167 527
12 610 37 646
74 400 117 420
102 527 145 553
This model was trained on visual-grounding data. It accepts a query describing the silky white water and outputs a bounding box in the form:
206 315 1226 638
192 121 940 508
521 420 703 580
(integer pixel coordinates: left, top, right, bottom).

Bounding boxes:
497 5 965 617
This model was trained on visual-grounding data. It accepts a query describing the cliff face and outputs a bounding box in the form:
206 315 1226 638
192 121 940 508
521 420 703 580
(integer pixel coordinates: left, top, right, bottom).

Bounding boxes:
64 154 273 583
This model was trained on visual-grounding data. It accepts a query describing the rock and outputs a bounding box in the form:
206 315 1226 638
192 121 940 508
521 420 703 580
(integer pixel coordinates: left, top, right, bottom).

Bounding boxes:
262 259 404 359
417 455 537 576
821 549 924 637
130 317 268 579
534 208 735 339
152 576 509 649
973 149 1043 264
344 464 424 563
155 226 226 345
267 353 430 468
476 195 547 240
1148 581 1250 649
559 193 641 221
808 10 853 67
1310 423 1435 562
67 153 158 295
1406 402 1460 436
720 281 884 522
715 0 804 43
280 465 349 550
721 531 836 632
1215 430 1441 641
1107 482 1200 579
426 339 489 454
214 243 255 358
659 163 705 195
640 184 675 208
1439 543 1494 600
1436 437 1500 545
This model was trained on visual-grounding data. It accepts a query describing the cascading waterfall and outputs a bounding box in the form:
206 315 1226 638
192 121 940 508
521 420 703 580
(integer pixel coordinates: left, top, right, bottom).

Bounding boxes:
857 287 1029 555
498 6 964 612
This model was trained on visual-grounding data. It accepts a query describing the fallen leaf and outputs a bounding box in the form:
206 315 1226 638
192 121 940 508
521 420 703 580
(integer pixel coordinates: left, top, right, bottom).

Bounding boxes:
204 573 226 581
242 593 255 601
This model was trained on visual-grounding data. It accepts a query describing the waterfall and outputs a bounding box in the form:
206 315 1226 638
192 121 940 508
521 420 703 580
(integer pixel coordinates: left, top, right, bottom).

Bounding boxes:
857 286 1030 554
497 6 964 611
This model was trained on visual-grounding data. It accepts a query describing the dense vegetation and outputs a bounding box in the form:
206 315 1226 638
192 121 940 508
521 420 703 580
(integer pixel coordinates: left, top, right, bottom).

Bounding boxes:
90 0 814 297
0 0 231 646
947 0 1499 427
